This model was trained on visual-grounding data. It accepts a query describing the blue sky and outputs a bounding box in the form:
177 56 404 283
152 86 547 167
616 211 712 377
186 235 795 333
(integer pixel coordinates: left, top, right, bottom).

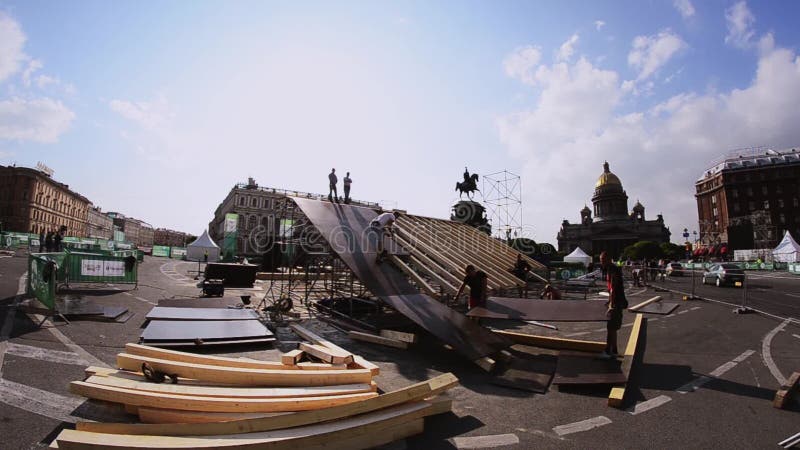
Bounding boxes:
2 1 800 245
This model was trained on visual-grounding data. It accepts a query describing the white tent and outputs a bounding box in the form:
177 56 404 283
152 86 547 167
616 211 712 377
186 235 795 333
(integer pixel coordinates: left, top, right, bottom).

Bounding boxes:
772 230 800 263
564 247 592 267
186 230 220 262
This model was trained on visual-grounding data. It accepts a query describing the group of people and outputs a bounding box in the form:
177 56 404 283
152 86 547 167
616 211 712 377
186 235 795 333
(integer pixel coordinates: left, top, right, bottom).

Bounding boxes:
327 168 353 204
38 230 63 253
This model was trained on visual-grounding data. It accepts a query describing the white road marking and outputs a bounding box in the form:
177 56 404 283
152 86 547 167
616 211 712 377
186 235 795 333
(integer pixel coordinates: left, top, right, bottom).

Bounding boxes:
627 395 672 415
122 291 132 296
677 349 755 393
0 378 85 423
677 310 688 315
552 416 612 436
27 312 110 369
135 296 155 305
761 319 790 386
564 331 591 337
792 334 800 340
690 306 701 311
452 434 520 449
5 342 89 366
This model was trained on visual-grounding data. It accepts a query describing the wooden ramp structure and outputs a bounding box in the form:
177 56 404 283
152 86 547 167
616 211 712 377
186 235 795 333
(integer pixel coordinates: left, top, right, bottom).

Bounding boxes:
53 343 458 449
291 198 510 367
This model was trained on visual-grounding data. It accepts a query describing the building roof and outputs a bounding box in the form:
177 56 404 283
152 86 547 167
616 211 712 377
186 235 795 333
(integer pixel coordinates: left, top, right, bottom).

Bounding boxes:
0 165 91 204
698 147 800 182
595 161 622 188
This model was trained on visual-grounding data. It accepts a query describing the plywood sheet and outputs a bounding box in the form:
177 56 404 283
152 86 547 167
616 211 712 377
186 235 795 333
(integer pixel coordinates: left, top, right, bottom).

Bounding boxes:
146 307 258 321
141 320 273 342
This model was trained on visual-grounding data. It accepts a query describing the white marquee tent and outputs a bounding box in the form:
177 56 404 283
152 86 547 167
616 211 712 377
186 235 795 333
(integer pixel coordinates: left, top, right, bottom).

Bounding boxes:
564 247 592 267
772 230 800 263
186 230 220 262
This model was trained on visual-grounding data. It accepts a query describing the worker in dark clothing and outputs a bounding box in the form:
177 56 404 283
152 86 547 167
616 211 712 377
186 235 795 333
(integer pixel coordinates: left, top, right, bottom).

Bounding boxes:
600 251 628 359
511 254 532 281
38 231 45 253
54 231 62 252
328 168 339 203
455 265 488 309
45 231 53 252
343 172 352 204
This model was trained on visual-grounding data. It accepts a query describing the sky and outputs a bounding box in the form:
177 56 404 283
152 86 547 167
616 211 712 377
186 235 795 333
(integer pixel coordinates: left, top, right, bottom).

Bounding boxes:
2 0 800 244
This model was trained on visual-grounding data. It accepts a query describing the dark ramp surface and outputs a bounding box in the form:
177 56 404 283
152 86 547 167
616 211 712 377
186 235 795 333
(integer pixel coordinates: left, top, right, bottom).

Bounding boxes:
293 197 509 360
141 320 273 342
467 297 609 322
553 352 626 385
146 306 259 321
491 346 557 393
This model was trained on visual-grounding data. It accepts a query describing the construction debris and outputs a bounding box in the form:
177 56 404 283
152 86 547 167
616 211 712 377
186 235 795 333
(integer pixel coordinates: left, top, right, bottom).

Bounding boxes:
773 371 800 409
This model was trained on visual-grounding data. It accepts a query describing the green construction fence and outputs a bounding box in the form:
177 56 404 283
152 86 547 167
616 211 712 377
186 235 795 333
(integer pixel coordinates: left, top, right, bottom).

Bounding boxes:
27 254 58 309
61 251 138 286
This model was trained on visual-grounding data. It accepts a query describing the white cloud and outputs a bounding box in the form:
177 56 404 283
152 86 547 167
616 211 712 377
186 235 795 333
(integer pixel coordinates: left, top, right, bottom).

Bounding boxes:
725 1 755 49
628 30 686 81
21 59 42 86
109 95 173 131
498 41 800 244
594 20 605 31
503 46 542 85
0 12 27 83
673 0 695 19
0 97 75 143
556 34 580 62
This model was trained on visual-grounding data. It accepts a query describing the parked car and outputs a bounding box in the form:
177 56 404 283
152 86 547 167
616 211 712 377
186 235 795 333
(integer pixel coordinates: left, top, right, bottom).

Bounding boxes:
702 263 745 287
665 262 683 276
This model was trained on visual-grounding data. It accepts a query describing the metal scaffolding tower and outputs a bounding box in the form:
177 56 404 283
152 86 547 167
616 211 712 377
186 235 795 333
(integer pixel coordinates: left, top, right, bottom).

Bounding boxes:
482 170 523 240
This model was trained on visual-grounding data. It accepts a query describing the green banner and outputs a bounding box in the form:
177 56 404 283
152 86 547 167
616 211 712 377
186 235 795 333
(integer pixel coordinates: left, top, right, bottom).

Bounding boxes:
170 247 187 259
222 213 238 261
64 252 138 284
152 245 170 257
27 254 57 309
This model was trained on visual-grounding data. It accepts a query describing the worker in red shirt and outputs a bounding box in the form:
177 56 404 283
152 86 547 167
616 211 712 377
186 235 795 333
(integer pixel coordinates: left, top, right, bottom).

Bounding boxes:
600 251 628 358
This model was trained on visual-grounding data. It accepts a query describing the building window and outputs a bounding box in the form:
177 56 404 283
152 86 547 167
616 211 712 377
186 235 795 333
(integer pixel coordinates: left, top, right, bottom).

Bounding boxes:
776 185 782 194
780 213 786 224
712 207 718 216
778 199 784 208
762 186 768 195
238 197 244 206
764 200 770 209
711 196 717 204
794 197 799 207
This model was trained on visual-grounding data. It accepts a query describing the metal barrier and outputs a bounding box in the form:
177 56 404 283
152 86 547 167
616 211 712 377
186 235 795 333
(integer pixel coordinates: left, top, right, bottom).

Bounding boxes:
27 254 58 310
169 247 187 259
152 245 170 257
61 251 138 287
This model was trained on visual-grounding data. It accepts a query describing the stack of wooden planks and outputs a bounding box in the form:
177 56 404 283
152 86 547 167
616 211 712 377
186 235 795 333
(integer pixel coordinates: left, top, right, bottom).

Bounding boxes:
52 336 458 449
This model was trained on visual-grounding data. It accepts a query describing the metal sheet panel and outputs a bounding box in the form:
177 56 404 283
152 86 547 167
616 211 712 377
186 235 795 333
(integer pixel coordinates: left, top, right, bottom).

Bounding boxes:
631 302 680 315
467 297 609 322
146 307 258 321
141 320 273 342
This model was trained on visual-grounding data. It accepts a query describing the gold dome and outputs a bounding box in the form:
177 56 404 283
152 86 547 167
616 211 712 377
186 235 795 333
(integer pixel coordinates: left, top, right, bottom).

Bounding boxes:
595 161 622 188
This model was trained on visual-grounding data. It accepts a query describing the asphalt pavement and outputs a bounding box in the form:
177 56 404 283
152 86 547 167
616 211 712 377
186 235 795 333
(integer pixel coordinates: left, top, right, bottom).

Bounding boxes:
0 253 798 449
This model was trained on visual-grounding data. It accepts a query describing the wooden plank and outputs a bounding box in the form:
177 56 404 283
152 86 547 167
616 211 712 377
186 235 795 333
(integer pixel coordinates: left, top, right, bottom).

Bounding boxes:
298 343 354 365
628 296 662 312
492 330 606 353
83 375 377 399
115 353 372 386
380 330 418 344
393 232 462 289
773 371 800 409
57 401 444 450
124 344 341 371
290 324 379 375
281 350 304 366
138 407 287 424
387 254 438 297
474 356 496 372
75 372 458 436
348 331 408 349
70 380 378 413
608 314 647 408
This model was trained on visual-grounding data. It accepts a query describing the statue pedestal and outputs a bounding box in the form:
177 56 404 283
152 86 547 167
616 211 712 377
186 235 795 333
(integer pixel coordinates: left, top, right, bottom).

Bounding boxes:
451 201 491 235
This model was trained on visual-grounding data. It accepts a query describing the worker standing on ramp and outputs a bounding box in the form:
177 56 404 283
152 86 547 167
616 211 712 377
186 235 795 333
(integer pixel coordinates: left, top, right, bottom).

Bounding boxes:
455 264 488 309
343 172 352 204
600 251 627 359
370 211 398 263
328 168 339 203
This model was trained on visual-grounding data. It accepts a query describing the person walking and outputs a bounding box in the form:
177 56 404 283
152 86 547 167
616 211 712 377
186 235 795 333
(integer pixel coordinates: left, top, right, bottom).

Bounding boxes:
328 168 339 203
370 211 398 263
454 264 488 309
600 251 627 359
38 231 45 253
343 172 352 204
54 230 63 252
45 231 53 252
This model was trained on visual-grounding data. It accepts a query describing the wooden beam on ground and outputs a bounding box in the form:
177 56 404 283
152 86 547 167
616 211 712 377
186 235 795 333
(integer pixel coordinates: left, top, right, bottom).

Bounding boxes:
115 353 372 387
55 399 446 450
773 371 800 409
348 331 408 349
75 372 458 436
70 381 377 413
281 350 304 366
380 330 418 344
124 344 340 371
298 343 354 365
608 313 647 408
137 408 287 424
81 375 376 399
290 324 379 375
473 356 496 372
628 296 662 312
492 329 606 353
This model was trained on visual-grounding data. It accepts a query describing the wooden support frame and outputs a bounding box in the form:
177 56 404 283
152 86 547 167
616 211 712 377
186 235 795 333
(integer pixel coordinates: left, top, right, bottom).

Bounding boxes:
394 233 461 291
290 324 380 375
348 331 408 349
393 224 475 286
491 329 606 353
387 254 438 297
115 353 372 386
298 343 354 365
608 313 647 408
75 372 458 436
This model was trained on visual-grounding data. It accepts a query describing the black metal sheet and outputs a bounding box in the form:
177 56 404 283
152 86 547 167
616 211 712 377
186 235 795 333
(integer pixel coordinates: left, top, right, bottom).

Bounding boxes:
491 350 556 393
467 297 609 322
146 307 258 321
204 263 258 287
293 198 509 360
553 353 626 385
141 320 273 342
632 302 680 315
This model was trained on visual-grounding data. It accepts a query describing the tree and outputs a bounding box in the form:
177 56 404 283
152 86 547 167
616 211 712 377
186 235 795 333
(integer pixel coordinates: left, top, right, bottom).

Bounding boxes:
621 241 663 260
660 242 684 261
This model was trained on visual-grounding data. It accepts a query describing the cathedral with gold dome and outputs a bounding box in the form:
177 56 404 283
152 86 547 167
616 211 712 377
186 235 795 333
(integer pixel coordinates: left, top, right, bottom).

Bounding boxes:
557 161 671 258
